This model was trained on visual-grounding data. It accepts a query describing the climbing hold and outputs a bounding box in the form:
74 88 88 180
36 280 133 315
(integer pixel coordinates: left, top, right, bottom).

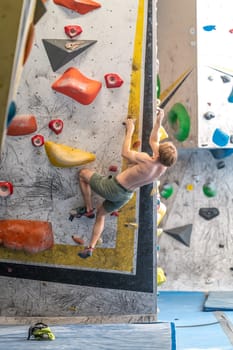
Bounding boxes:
203 25 216 31
157 75 160 98
186 183 194 191
202 182 217 197
168 103 190 142
7 101 16 127
34 0 47 25
0 182 13 197
104 73 124 88
23 23 35 65
43 39 97 72
159 126 168 141
199 207 219 220
44 141 96 167
157 228 163 237
53 0 101 14
157 267 166 286
228 87 233 103
52 67 102 105
217 160 225 169
48 119 64 134
164 224 193 247
31 134 44 147
212 128 229 147
7 115 37 136
160 183 174 199
0 219 54 254
132 140 141 149
221 75 231 83
108 165 118 172
203 111 215 120
230 135 233 143
124 222 138 228
72 235 85 245
210 148 233 159
110 211 119 217
64 25 83 38
157 202 166 226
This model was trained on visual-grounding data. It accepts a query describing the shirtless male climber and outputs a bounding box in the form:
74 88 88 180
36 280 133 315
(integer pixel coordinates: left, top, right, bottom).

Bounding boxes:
76 108 177 258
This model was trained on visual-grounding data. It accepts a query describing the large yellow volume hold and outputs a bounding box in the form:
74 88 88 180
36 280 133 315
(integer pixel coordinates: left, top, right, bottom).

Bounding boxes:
44 141 96 167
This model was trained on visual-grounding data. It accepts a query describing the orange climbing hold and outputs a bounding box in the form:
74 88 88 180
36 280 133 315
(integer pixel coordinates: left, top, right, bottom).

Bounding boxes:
53 0 101 14
52 67 102 105
0 219 54 254
7 115 37 136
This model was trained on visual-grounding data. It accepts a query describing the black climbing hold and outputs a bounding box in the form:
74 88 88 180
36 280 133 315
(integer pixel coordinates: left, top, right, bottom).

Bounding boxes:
221 75 231 83
217 161 225 169
218 244 224 248
230 135 233 143
199 207 219 220
164 224 192 247
203 111 215 120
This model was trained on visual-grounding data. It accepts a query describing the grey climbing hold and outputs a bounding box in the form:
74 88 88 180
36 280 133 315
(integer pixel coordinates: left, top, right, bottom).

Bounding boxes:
199 207 220 220
221 75 231 83
164 224 192 247
217 161 225 169
42 39 97 71
204 111 215 120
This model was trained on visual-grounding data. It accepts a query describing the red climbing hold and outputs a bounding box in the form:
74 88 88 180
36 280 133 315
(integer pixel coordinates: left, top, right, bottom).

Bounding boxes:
31 134 44 147
109 165 118 172
104 73 124 88
0 182 13 197
64 25 83 38
48 119 64 134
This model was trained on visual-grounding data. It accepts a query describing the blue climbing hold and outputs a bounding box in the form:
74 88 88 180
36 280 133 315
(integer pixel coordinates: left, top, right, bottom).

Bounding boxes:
7 101 16 127
212 128 229 147
203 25 216 31
228 87 233 103
210 148 233 159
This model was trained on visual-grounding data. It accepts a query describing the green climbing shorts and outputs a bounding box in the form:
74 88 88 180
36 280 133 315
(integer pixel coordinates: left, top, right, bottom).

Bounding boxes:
89 173 134 213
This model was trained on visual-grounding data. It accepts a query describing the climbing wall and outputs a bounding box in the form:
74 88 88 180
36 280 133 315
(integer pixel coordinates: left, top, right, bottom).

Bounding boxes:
156 0 233 292
197 0 233 148
0 0 157 319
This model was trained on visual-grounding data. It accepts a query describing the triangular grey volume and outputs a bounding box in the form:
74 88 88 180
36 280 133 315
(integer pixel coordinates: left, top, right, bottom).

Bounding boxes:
164 224 192 247
42 39 97 71
34 0 47 25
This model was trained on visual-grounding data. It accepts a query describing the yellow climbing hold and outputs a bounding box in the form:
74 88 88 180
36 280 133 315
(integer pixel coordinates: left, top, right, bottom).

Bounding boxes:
157 267 166 285
157 202 166 226
159 126 168 141
186 183 194 191
44 141 96 167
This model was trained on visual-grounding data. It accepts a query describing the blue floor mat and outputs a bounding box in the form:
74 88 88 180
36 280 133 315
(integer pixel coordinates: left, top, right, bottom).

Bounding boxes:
204 291 233 311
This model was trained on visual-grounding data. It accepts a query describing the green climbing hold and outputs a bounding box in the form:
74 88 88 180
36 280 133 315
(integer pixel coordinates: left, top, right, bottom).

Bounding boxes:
168 103 191 142
160 183 174 199
202 183 217 197
157 75 161 98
